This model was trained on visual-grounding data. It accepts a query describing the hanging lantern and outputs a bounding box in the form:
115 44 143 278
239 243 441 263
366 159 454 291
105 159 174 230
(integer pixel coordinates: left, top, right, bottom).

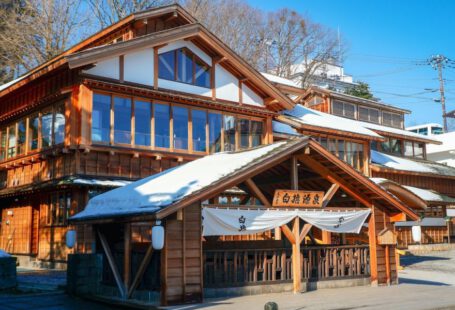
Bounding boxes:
152 223 165 250
66 230 77 249
411 225 421 243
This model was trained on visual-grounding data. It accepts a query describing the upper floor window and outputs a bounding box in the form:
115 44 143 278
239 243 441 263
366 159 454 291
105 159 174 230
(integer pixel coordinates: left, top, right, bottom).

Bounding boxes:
92 93 111 143
332 100 356 119
404 140 425 159
382 111 403 128
158 47 211 88
359 107 379 123
317 137 365 172
46 192 71 226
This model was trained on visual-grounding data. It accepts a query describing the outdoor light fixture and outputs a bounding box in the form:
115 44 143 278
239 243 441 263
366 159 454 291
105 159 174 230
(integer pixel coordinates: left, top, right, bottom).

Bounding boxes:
66 230 77 249
152 221 165 250
411 225 422 243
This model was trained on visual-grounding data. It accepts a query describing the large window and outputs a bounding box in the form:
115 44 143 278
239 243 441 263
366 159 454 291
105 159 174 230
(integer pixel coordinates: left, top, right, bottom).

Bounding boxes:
155 103 170 148
208 113 222 153
158 48 211 88
92 93 111 143
114 97 132 144
224 115 236 151
332 100 356 119
192 110 207 152
134 100 151 146
173 106 188 150
317 137 365 172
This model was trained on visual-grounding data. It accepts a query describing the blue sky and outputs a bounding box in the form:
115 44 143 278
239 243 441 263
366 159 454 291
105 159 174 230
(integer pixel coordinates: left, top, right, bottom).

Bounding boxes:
246 0 455 127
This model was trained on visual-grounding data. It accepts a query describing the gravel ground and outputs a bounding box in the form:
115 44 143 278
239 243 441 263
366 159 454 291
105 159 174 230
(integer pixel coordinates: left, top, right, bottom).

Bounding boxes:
401 249 455 273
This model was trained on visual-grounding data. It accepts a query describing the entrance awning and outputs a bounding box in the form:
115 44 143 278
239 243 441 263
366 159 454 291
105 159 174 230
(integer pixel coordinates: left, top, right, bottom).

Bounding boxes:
202 207 371 236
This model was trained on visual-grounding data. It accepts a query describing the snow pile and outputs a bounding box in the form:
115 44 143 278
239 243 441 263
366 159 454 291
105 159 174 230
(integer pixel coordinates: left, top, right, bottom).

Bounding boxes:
272 120 300 136
73 178 132 187
261 72 300 88
283 104 381 138
0 249 11 258
403 185 455 203
71 141 290 221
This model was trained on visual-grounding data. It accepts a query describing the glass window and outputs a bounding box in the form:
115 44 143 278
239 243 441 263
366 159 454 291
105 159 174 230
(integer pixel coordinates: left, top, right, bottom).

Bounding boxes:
29 114 39 151
359 107 369 121
17 120 26 155
195 59 210 88
370 109 379 123
404 141 414 157
431 126 443 135
134 100 151 146
332 100 355 119
239 119 250 149
337 140 345 161
370 141 378 151
223 115 236 151
113 97 132 144
344 103 356 119
382 112 392 127
92 94 111 143
41 108 53 148
192 110 206 152
154 103 170 148
0 129 6 160
418 127 428 135
7 125 16 158
251 121 263 147
390 138 402 155
392 113 402 128
158 50 175 81
208 113 222 153
332 100 344 116
54 104 65 145
173 106 188 150
177 49 193 84
414 143 424 158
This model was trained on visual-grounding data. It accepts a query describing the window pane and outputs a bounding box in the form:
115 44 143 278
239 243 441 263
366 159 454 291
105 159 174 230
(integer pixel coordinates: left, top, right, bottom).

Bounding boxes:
239 119 250 149
54 104 65 145
158 51 175 81
404 141 413 156
414 143 424 158
192 110 206 152
332 100 344 116
381 138 391 153
392 114 402 128
208 113 222 153
134 100 151 146
154 103 170 148
390 139 402 155
344 103 356 119
337 140 345 161
7 125 16 158
369 109 379 123
17 120 26 155
383 112 392 126
251 121 263 147
113 97 132 144
41 108 53 147
195 60 210 88
29 115 39 151
173 106 188 150
177 49 193 84
0 129 6 160
92 94 111 143
223 115 236 151
359 107 369 121
58 192 65 225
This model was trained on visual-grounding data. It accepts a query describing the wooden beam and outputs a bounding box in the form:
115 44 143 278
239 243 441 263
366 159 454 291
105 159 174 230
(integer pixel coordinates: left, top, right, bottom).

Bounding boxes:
291 156 298 190
292 217 301 293
98 230 125 298
299 223 312 244
124 223 131 293
322 183 340 208
280 224 296 244
385 244 391 285
244 178 272 208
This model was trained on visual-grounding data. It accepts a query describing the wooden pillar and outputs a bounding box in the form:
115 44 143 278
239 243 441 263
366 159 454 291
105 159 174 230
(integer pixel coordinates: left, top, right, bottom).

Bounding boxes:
385 245 391 285
124 223 132 293
368 206 378 287
322 231 331 244
292 217 301 293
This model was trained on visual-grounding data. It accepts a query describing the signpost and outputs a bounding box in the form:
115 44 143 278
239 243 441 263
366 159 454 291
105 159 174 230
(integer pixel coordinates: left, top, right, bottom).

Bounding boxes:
272 190 324 208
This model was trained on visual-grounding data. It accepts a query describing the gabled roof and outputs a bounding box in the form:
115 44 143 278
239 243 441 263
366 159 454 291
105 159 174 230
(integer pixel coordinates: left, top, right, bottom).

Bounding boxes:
0 4 196 98
70 137 418 223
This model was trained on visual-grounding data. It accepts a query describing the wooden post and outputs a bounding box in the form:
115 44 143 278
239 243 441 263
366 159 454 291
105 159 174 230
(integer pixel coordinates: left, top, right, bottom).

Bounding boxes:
368 206 378 287
385 245 391 285
124 223 132 294
292 217 301 293
290 156 298 190
322 231 331 244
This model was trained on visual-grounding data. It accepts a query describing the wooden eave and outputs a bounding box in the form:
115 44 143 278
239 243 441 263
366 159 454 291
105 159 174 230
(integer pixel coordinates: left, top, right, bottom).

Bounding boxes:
373 180 427 210
0 4 194 98
83 78 276 118
67 24 295 112
371 164 455 180
275 115 384 142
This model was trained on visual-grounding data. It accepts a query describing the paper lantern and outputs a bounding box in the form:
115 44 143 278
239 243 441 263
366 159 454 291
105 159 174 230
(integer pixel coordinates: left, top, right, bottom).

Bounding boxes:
66 230 77 249
411 225 421 243
152 225 165 250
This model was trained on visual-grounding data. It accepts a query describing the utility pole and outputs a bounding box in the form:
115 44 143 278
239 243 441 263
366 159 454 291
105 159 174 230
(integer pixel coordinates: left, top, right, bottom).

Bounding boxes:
428 55 449 132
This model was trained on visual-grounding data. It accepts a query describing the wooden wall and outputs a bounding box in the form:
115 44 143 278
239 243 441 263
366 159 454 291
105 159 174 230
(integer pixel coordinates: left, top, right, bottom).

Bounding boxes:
396 226 448 248
162 203 202 305
0 204 33 254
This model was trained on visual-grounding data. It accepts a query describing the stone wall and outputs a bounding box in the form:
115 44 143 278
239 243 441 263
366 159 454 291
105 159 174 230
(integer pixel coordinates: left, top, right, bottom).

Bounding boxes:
0 257 17 290
67 253 102 296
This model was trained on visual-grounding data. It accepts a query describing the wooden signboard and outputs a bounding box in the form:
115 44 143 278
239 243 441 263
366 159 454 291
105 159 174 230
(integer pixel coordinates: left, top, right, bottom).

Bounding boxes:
272 190 324 208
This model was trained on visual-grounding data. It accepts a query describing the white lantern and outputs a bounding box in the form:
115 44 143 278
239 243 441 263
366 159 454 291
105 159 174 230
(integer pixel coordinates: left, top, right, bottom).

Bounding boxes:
412 225 422 243
66 230 77 249
152 225 165 250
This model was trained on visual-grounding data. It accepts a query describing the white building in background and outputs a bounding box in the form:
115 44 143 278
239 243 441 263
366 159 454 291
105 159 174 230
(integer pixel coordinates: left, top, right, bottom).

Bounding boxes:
290 59 356 92
425 131 455 167
406 123 444 136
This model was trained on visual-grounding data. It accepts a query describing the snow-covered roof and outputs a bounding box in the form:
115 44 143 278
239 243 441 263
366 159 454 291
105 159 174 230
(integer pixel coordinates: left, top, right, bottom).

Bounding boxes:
371 150 455 177
427 131 455 154
0 249 11 258
448 209 455 217
395 217 447 227
272 120 300 136
0 76 27 92
282 104 382 139
72 178 132 187
261 72 300 88
71 140 297 221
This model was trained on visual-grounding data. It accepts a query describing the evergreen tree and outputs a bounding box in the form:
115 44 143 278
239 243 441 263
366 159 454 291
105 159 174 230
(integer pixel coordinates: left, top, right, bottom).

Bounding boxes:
345 82 374 100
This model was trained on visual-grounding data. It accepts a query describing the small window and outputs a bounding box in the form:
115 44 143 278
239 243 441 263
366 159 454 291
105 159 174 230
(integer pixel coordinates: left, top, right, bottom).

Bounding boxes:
359 107 369 121
29 114 39 151
251 121 263 147
208 113 222 153
223 115 236 151
404 141 414 157
0 129 6 161
92 93 111 143
17 120 26 155
332 100 356 119
192 110 207 152
383 111 402 128
154 103 170 148
414 143 424 158
134 100 151 146
54 104 65 145
173 106 188 150
7 125 16 158
158 50 176 81
41 108 53 148
239 119 250 149
113 97 132 144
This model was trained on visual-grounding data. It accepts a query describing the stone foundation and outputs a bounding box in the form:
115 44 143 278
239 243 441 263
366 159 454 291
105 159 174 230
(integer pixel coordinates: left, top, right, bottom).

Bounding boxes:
0 257 17 290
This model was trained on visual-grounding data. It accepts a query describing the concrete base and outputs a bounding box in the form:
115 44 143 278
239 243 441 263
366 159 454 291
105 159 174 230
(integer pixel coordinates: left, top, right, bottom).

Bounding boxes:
407 243 455 255
13 254 67 270
204 277 371 299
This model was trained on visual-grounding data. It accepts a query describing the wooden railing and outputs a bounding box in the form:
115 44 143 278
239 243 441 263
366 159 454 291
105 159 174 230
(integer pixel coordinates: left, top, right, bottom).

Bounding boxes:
203 245 370 288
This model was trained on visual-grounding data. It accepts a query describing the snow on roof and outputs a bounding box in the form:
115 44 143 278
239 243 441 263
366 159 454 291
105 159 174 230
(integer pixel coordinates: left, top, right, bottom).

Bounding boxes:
283 104 381 139
261 72 300 88
273 120 300 136
72 178 132 187
427 131 455 154
448 209 455 217
395 217 447 227
371 150 455 177
0 75 27 92
71 141 293 221
0 249 11 258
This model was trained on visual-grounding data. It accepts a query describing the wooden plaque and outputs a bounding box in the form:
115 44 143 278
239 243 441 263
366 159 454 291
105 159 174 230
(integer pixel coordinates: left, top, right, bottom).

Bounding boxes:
272 190 324 208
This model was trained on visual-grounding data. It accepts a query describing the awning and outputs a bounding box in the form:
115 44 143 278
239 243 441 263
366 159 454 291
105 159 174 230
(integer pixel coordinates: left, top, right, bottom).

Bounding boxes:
202 207 371 236
395 217 447 227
